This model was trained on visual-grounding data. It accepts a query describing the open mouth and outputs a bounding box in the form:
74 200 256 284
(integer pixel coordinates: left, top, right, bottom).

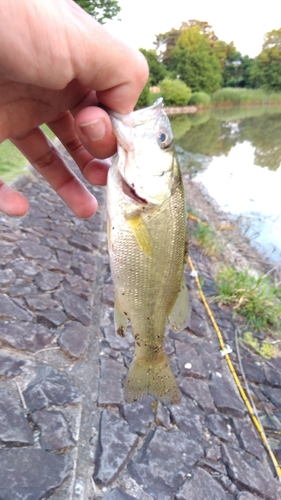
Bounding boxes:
121 178 147 204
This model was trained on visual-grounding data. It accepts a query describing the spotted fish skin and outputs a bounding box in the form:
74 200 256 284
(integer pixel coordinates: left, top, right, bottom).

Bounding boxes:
107 99 190 404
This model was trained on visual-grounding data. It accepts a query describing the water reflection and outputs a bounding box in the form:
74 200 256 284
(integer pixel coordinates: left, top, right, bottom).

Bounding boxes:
172 106 281 262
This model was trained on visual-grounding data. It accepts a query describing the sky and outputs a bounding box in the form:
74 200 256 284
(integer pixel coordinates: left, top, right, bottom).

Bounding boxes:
105 0 281 57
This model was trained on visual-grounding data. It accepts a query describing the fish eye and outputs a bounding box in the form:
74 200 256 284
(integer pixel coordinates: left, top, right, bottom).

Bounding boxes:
157 130 172 149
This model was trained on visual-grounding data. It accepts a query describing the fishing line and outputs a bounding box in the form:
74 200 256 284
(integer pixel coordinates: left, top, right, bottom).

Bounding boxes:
186 214 281 480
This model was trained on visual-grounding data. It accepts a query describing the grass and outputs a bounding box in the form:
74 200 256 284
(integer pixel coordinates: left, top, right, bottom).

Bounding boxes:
0 125 55 184
188 91 211 108
193 221 221 258
212 87 281 107
215 266 281 333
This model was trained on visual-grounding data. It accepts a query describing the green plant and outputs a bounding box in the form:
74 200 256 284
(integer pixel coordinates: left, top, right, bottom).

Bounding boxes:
159 78 192 106
211 87 281 106
242 331 278 359
193 222 220 257
188 91 211 108
215 267 281 333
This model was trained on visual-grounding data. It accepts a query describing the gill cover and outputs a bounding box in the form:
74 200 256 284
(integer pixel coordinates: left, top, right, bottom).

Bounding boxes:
109 99 176 205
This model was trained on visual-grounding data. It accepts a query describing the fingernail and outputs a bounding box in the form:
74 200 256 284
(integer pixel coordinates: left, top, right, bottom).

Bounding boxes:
79 119 106 141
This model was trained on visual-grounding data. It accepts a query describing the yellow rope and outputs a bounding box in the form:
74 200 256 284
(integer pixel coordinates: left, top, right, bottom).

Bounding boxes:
187 254 281 480
186 212 208 226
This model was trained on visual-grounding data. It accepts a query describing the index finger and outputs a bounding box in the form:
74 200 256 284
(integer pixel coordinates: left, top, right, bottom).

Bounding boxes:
67 3 149 114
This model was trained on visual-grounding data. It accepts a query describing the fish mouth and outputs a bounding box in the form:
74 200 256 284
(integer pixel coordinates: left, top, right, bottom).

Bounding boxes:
121 178 147 204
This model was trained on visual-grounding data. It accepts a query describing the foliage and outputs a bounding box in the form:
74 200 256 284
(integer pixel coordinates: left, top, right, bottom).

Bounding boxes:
188 92 211 108
173 26 222 93
193 222 221 257
212 87 281 106
222 50 255 88
73 0 120 23
242 331 278 359
251 28 281 91
139 49 167 86
159 78 191 106
135 82 151 109
215 267 281 332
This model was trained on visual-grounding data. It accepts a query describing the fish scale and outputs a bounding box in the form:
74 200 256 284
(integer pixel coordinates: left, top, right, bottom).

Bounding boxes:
107 98 190 404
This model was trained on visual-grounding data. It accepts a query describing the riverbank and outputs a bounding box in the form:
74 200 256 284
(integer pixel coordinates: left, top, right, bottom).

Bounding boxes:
0 153 281 498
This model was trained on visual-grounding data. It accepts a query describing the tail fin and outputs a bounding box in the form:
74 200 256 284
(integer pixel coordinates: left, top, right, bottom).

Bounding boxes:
125 352 181 405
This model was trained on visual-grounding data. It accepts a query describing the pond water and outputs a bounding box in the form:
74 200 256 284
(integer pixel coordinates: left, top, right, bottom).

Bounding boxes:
171 106 281 264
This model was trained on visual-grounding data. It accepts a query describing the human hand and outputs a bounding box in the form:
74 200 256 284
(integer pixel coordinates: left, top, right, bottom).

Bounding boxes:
0 0 148 217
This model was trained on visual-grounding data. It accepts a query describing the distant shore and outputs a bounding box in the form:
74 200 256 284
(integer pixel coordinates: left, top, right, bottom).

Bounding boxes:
164 105 197 114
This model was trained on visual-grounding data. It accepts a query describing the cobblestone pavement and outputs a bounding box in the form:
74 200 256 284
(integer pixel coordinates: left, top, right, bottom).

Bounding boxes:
0 151 281 500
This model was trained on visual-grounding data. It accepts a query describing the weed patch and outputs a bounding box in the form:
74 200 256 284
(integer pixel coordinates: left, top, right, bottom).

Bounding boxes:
215 266 281 333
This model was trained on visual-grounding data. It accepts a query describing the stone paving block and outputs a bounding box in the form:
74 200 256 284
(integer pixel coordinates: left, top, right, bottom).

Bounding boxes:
175 342 208 378
0 293 33 321
7 258 39 277
209 373 246 418
34 270 64 291
0 321 55 352
58 321 90 358
36 308 67 327
0 448 71 500
120 397 155 435
64 274 92 297
0 353 26 378
241 360 266 384
24 292 59 311
169 395 204 442
23 365 80 411
128 427 204 500
205 413 232 441
31 409 76 451
9 278 37 297
155 401 171 429
102 324 135 351
98 356 126 405
194 339 222 371
262 387 281 408
103 487 138 500
54 288 92 326
188 311 208 337
179 378 215 412
68 235 94 252
17 239 52 260
264 364 281 388
237 493 264 500
94 410 138 485
0 268 16 285
175 467 233 500
0 384 34 446
221 444 281 499
231 418 265 460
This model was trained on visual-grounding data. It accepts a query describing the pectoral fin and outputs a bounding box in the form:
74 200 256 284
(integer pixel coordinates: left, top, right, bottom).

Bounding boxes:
169 274 190 333
114 298 128 337
126 214 153 257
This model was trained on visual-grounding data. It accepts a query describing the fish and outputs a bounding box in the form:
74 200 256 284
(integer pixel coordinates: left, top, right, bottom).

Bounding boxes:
106 98 190 405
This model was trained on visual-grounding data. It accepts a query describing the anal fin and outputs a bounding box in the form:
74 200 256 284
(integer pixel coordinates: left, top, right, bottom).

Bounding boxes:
169 274 190 333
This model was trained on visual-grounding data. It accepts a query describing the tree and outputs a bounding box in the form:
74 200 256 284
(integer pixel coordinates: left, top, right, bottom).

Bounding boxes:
73 0 120 24
251 28 281 91
160 78 192 106
139 49 167 86
173 26 222 93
